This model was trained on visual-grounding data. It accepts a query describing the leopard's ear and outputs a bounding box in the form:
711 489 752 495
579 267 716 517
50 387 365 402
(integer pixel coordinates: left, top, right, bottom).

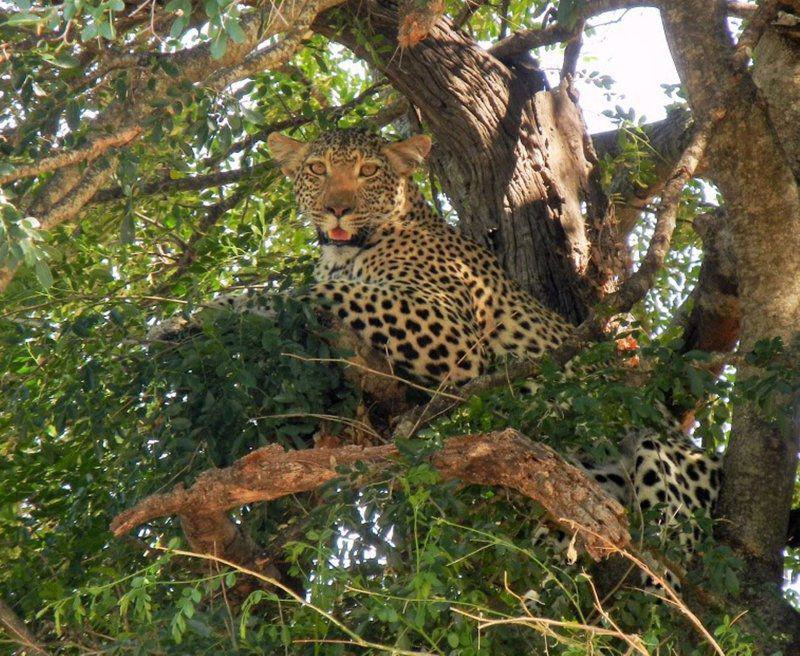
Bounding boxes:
382 134 432 175
267 132 310 177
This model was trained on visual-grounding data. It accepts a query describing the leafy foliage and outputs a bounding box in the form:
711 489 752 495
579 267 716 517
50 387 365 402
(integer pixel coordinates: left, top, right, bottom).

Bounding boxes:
1 0 798 653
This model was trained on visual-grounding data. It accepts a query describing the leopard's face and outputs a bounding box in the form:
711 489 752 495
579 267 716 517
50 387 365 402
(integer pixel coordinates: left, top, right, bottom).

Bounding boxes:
268 129 431 247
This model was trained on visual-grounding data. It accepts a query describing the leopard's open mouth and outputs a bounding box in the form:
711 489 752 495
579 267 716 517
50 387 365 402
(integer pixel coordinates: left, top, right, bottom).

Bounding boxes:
317 227 366 247
328 227 352 242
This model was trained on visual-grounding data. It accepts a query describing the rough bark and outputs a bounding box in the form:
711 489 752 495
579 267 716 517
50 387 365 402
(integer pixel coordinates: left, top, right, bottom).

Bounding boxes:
753 13 800 181
316 1 620 323
111 429 630 563
661 1 800 649
676 208 740 357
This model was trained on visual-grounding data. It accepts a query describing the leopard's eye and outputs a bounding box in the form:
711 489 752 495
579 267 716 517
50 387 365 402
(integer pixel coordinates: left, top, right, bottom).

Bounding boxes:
307 161 327 175
359 163 379 177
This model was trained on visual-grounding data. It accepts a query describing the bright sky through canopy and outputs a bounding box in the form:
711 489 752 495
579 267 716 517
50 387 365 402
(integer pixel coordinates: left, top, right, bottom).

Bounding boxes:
539 8 680 132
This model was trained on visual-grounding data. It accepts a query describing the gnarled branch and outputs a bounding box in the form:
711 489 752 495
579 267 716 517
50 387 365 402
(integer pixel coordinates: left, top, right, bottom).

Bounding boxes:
111 429 630 564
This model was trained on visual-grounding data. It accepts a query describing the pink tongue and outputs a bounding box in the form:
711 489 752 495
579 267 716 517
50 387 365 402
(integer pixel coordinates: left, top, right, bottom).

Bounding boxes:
329 227 351 241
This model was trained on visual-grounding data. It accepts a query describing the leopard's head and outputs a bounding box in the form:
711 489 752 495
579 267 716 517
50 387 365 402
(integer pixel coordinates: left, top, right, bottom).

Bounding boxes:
267 128 431 247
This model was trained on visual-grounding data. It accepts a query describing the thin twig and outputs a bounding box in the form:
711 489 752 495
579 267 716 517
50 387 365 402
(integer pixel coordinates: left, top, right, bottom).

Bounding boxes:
451 607 647 649
563 520 726 656
158 546 434 656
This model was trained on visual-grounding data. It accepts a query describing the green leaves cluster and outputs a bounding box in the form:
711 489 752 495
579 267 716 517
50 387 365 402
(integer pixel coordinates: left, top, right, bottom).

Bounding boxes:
0 0 792 653
0 196 52 287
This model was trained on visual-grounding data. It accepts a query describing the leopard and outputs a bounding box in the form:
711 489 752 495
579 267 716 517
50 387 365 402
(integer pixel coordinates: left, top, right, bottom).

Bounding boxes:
155 127 723 591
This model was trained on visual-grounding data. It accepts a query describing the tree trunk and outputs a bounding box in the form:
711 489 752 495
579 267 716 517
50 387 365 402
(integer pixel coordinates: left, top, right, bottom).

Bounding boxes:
316 0 621 324
661 2 800 650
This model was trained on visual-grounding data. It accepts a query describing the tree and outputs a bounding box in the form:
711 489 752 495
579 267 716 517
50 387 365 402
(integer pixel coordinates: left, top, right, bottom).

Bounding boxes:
1 0 799 653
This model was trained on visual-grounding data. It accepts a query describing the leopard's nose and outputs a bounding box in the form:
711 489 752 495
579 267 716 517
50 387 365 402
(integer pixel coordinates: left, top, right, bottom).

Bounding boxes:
326 205 353 218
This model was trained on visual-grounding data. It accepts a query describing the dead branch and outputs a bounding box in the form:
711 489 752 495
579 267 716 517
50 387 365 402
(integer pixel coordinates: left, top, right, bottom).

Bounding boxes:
111 429 629 563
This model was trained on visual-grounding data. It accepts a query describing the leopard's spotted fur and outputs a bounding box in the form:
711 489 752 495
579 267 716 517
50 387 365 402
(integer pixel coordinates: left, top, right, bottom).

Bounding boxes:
160 127 723 590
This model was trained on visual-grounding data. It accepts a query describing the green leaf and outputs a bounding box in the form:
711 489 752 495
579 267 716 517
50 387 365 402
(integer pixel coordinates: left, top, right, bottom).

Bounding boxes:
159 58 180 77
66 102 81 130
224 18 246 44
41 52 80 68
170 16 188 39
2 12 42 26
80 22 98 41
240 107 265 124
120 213 135 245
210 32 228 59
98 19 115 40
34 259 53 289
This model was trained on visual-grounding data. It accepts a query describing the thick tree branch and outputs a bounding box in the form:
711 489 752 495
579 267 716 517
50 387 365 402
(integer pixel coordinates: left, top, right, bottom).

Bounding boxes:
319 2 617 322
661 0 800 562
604 119 711 311
675 208 740 357
592 107 695 236
0 127 141 186
111 429 630 563
398 0 446 47
0 156 117 293
0 0 348 295
752 6 800 181
488 0 758 61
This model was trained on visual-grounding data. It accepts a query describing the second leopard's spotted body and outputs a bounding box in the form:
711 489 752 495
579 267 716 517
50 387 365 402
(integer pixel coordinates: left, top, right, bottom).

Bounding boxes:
181 128 722 586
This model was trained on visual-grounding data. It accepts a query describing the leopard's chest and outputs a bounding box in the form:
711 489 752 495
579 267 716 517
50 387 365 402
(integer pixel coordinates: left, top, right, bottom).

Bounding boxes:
315 245 361 281
316 235 434 285
314 227 482 305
